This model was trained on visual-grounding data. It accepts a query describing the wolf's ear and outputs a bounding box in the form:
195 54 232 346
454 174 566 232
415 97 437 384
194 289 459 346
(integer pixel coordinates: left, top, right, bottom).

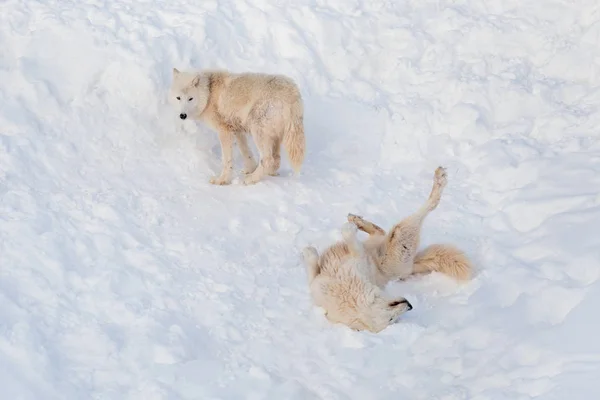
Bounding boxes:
173 68 180 76
192 75 201 87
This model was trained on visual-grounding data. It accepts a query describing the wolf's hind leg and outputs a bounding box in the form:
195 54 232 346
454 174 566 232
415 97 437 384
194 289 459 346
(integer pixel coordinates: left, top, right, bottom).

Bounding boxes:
243 130 279 184
380 167 448 276
269 138 281 176
418 166 447 214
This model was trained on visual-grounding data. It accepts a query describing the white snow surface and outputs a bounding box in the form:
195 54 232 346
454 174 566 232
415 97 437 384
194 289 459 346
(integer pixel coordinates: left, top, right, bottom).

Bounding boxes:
1 0 600 398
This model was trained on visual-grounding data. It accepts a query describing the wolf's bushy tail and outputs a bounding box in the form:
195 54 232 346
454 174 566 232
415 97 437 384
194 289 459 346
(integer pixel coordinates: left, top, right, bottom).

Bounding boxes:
413 244 472 281
283 100 305 173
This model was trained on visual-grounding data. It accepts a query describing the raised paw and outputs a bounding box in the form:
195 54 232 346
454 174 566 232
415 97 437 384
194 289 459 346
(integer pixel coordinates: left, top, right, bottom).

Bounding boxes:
303 246 319 264
347 213 364 225
434 166 447 188
209 175 232 185
341 221 358 240
347 213 386 236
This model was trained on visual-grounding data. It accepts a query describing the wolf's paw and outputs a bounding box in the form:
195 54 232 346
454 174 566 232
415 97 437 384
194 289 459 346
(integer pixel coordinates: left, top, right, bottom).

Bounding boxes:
434 166 447 188
242 175 261 185
241 163 258 175
209 175 232 185
347 213 363 224
302 247 319 264
341 222 358 240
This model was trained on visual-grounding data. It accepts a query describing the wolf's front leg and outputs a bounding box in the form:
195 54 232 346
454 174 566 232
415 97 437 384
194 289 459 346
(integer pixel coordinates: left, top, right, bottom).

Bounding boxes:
303 247 320 284
347 214 386 236
341 222 365 258
210 129 235 185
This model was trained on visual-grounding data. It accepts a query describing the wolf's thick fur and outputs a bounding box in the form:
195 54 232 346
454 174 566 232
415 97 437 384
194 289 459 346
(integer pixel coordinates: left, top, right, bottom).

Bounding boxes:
170 68 305 185
303 167 472 333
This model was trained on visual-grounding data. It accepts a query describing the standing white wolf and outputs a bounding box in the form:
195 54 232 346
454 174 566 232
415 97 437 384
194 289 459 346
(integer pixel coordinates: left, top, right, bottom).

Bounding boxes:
169 68 305 185
303 167 472 333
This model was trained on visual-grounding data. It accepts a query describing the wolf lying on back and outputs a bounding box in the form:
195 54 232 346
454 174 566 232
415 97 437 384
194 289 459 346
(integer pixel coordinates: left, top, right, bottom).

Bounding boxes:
170 68 305 185
303 167 472 333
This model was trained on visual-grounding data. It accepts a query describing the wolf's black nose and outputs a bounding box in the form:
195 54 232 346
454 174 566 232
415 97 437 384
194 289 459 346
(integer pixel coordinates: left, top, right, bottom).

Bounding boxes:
179 113 187 120
396 299 413 310
390 298 413 310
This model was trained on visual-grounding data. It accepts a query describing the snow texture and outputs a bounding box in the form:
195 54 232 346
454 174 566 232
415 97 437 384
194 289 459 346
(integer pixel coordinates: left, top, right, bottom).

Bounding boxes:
1 0 600 399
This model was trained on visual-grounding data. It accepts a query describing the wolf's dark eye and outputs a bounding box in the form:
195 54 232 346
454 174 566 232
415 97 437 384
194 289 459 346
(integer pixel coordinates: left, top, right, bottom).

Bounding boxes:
188 97 193 101
176 96 180 100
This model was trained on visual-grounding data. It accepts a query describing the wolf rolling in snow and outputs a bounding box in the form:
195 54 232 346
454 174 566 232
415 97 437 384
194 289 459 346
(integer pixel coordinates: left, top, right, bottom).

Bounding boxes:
303 167 472 333
169 68 306 185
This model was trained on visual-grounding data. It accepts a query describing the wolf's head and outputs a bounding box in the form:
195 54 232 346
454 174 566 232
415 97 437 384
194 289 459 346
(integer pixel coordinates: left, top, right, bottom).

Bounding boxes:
346 294 412 333
314 278 413 333
169 68 209 120
368 296 413 332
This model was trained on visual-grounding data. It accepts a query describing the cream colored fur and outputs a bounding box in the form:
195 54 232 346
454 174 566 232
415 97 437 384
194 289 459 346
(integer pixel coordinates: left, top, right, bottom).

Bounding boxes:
303 167 472 333
169 68 305 185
